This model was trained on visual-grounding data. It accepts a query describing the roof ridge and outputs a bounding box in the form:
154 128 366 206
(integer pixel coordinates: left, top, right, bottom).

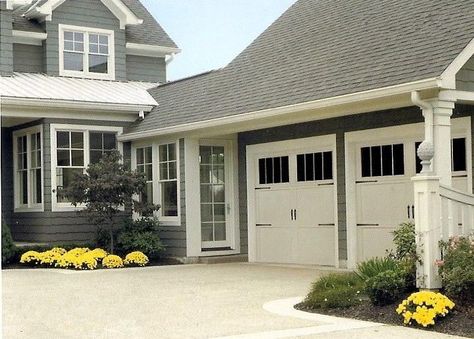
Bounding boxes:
157 70 218 88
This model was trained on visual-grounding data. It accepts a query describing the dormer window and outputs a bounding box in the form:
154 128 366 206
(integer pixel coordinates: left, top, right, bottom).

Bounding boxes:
59 24 115 80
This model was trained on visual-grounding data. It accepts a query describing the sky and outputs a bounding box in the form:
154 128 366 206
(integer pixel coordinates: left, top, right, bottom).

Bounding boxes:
141 0 297 81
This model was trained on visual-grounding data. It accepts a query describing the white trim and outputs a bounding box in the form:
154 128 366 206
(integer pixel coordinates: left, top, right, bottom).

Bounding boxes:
118 78 442 141
0 97 153 113
58 24 115 80
344 117 472 268
12 30 47 46
126 43 181 57
246 135 338 266
131 139 182 226
50 124 124 212
25 0 142 28
12 125 44 213
441 37 474 89
439 89 474 103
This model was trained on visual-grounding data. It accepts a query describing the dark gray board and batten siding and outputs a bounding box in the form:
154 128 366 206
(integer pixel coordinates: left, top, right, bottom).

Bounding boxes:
238 105 474 261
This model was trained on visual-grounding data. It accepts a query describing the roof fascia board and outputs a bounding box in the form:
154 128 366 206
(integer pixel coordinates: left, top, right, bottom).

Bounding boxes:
1 97 154 113
2 106 138 122
440 37 474 89
12 30 47 46
25 0 143 28
126 43 182 57
119 77 442 141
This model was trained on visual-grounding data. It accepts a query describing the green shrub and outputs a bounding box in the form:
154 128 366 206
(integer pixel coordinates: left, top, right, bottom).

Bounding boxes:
303 273 364 309
365 269 406 306
439 236 474 304
115 218 164 259
391 222 417 261
2 223 17 265
356 257 399 281
389 222 418 289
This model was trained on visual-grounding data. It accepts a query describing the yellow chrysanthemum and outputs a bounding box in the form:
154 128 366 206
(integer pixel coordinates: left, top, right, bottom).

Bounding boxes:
102 255 124 269
124 251 149 267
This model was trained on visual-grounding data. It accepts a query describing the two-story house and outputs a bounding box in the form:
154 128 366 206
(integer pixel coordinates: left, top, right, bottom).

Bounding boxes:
2 0 474 284
0 0 179 248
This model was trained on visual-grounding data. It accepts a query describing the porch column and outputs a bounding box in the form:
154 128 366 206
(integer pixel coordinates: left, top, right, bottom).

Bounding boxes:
412 143 442 289
430 99 455 186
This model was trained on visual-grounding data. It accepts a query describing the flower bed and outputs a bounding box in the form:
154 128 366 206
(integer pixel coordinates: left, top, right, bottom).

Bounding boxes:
19 247 148 270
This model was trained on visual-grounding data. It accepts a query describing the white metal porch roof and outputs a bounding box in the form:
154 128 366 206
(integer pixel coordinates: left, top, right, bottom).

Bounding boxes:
0 73 158 108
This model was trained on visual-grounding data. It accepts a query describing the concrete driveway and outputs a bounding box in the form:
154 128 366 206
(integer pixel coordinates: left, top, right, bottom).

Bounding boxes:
2 263 461 339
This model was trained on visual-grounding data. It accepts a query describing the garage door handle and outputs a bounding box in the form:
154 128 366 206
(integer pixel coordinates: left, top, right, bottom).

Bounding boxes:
294 209 297 220
407 205 410 219
291 209 294 220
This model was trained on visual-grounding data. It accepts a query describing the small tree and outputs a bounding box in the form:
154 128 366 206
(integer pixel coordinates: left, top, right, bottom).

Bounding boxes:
65 151 159 253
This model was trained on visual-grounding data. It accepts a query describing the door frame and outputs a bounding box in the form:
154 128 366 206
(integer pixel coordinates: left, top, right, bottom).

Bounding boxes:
199 139 235 249
345 117 472 268
246 134 339 266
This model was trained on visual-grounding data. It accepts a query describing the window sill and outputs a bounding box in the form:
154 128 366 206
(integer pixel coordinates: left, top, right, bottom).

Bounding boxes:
59 70 115 81
14 206 44 213
52 204 86 212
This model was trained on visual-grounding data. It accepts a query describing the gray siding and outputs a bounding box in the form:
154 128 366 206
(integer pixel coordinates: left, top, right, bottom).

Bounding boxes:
457 56 474 91
238 105 474 260
13 43 44 73
126 55 166 83
44 0 126 80
5 118 131 243
158 138 186 257
0 7 13 75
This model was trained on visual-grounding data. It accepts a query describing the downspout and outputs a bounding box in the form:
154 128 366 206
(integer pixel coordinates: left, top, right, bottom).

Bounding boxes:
166 53 176 65
411 91 433 144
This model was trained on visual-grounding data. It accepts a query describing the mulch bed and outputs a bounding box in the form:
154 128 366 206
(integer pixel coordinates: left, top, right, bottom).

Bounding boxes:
295 301 474 338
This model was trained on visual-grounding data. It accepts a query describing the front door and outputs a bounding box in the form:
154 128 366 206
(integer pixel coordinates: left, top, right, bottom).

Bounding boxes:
199 142 233 249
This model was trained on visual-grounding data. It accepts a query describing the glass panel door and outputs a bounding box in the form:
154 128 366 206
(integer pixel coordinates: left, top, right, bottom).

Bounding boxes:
200 145 230 248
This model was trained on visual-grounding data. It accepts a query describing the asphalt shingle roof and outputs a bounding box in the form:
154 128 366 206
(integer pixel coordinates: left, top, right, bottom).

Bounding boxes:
9 0 177 48
125 0 474 135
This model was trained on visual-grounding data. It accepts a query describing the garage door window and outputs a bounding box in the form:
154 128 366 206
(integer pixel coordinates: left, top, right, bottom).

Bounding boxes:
361 144 404 177
297 152 333 181
258 156 289 184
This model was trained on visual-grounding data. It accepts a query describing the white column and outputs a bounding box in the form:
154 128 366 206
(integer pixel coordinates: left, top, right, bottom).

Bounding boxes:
430 99 455 186
412 142 442 289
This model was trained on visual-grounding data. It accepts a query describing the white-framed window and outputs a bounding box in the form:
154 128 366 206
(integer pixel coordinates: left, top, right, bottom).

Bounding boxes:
136 146 154 217
158 143 178 218
360 143 405 178
59 24 115 80
50 124 122 212
13 126 43 212
132 140 181 225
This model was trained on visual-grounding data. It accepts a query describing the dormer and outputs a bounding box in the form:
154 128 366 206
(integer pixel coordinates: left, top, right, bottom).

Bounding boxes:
3 0 180 82
22 0 143 29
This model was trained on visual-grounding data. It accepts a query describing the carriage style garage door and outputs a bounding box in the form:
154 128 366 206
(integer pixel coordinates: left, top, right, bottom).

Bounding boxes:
347 117 471 262
247 135 338 266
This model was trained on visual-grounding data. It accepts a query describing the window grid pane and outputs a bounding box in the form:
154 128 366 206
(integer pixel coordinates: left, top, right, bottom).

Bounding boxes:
361 144 404 178
296 152 333 182
258 156 289 184
200 146 226 242
159 144 178 217
136 146 154 215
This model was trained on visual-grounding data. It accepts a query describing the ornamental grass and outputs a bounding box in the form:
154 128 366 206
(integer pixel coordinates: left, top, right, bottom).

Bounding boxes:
396 291 455 327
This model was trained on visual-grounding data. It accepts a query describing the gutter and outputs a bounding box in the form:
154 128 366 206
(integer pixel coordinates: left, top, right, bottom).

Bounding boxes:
411 91 433 144
118 77 442 141
0 97 155 113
